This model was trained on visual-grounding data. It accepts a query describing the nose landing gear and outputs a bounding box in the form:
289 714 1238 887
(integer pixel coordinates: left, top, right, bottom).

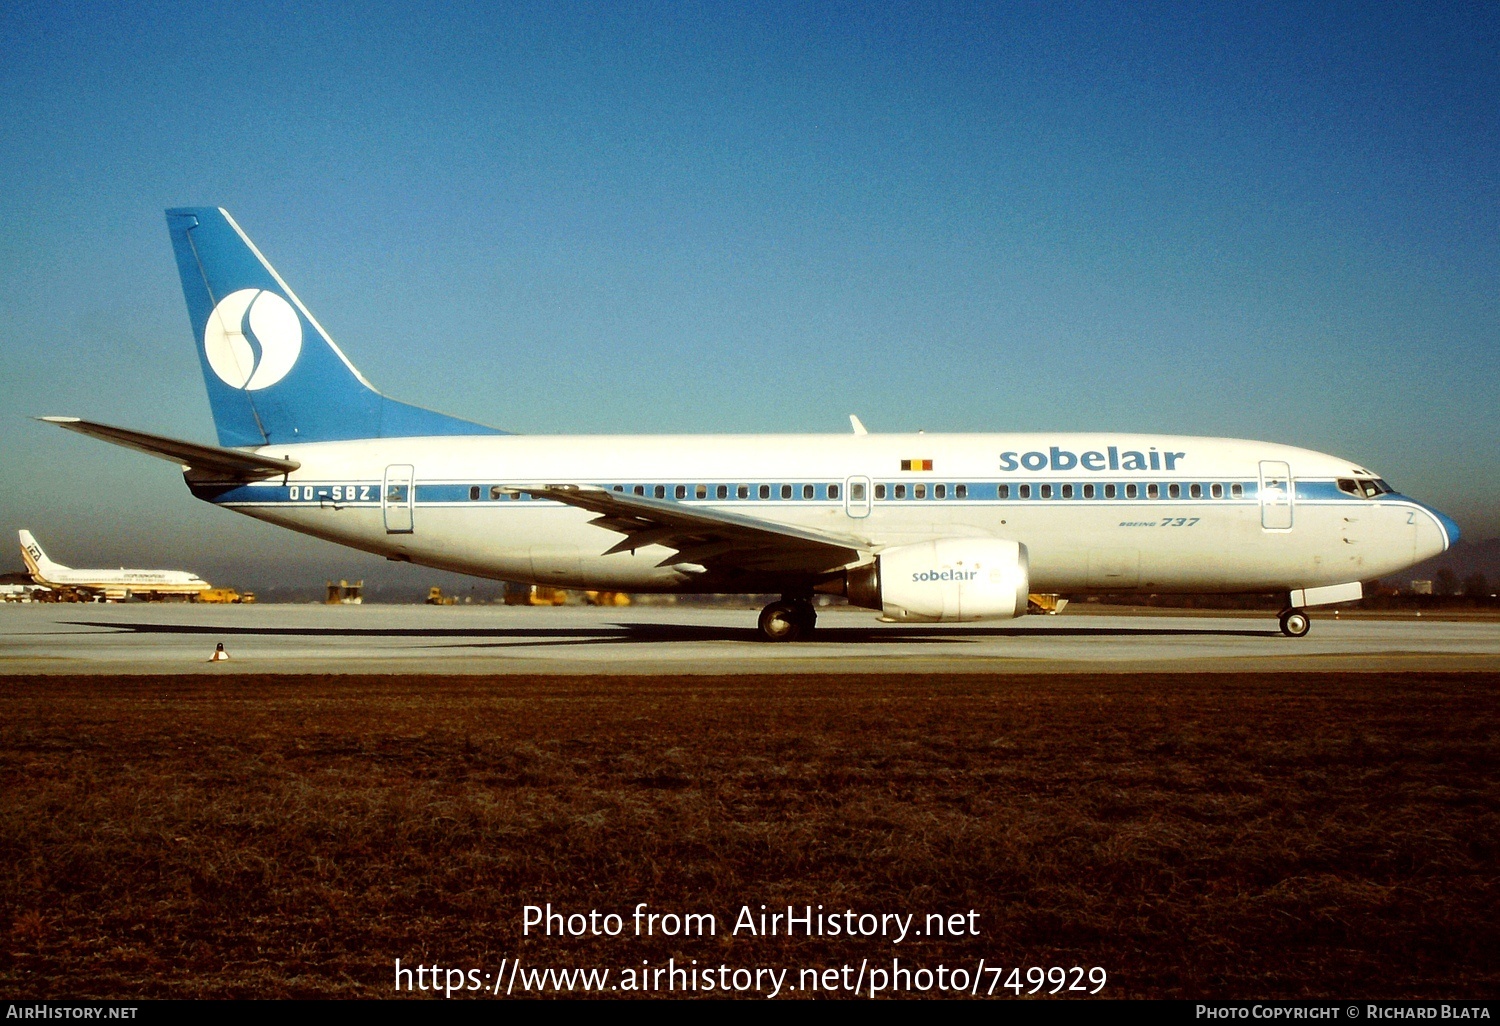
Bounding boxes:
1278 608 1311 637
758 597 817 642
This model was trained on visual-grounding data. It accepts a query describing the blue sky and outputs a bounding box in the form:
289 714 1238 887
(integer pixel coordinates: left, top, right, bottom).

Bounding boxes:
1 1 1495 591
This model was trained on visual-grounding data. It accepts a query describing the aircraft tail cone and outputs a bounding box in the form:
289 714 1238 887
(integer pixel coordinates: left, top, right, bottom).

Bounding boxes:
209 642 230 662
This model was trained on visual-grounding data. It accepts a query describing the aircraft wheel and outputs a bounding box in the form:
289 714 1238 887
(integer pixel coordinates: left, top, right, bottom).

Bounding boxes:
1279 609 1311 637
758 601 805 642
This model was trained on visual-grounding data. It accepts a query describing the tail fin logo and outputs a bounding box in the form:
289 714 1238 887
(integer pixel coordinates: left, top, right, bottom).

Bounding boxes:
204 288 303 390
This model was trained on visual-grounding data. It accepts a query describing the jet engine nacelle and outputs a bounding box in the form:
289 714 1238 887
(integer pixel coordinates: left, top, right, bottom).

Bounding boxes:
846 538 1030 622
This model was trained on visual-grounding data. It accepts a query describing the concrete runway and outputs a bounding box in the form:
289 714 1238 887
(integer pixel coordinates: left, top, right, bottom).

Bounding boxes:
2 602 1497 674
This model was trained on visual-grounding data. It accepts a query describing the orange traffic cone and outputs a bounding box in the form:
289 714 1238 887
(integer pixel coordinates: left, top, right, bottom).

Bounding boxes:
209 642 230 662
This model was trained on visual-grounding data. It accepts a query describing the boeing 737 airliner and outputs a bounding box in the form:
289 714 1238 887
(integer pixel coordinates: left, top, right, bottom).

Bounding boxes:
19 530 210 601
43 208 1458 639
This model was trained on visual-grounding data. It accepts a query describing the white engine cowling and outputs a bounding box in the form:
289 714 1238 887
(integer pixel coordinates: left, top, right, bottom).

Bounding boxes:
848 538 1030 622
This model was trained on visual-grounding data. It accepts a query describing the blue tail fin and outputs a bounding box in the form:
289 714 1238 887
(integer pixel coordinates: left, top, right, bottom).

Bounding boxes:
165 207 502 447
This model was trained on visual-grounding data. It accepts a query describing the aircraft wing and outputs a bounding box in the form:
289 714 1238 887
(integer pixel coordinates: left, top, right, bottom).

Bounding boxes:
510 484 869 576
40 417 300 479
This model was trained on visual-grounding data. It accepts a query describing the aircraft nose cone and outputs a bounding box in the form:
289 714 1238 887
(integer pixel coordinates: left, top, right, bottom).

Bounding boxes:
1432 507 1460 549
1413 502 1460 560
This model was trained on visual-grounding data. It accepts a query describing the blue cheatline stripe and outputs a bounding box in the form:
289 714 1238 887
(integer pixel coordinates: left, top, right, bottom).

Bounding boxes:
204 477 1395 509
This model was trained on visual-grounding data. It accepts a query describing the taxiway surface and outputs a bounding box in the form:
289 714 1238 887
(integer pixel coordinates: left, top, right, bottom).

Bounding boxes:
2 603 1497 674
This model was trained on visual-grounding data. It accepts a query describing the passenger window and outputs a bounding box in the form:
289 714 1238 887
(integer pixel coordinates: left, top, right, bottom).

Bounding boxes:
1061 484 1073 499
1189 483 1202 499
492 486 505 500
829 483 840 500
1126 483 1138 499
654 485 665 499
935 484 946 499
1148 483 1160 499
695 484 707 499
781 484 792 499
1105 483 1116 499
634 485 645 496
1231 483 1244 498
1168 483 1180 499
875 484 886 499
469 485 480 501
849 482 864 501
956 484 968 498
997 484 1008 499
895 484 907 499
915 484 927 499
612 485 623 492
675 485 687 499
1019 484 1031 499
1041 484 1053 499
737 485 748 499
803 484 814 499
1211 483 1223 499
716 485 727 499
759 484 771 499
1083 483 1094 499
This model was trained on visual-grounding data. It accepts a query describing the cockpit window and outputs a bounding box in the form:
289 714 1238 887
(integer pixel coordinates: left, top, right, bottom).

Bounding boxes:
1337 478 1360 497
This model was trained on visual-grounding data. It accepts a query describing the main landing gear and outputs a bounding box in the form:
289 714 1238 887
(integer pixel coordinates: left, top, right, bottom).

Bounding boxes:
1278 608 1311 637
758 596 817 642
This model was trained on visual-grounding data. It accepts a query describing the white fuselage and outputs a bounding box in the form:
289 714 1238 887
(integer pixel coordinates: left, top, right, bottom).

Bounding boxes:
193 432 1453 595
26 566 209 600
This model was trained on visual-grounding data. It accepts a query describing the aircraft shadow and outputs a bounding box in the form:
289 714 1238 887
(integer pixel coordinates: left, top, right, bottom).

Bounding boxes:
66 619 1282 645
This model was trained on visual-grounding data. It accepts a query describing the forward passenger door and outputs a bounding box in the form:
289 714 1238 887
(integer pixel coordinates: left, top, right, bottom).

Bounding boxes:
1259 461 1293 530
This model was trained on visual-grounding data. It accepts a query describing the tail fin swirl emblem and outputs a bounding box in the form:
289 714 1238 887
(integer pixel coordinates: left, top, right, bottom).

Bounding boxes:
204 288 302 390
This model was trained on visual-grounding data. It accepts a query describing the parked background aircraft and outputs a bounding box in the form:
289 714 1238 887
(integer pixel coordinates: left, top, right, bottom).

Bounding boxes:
18 529 210 601
42 209 1458 638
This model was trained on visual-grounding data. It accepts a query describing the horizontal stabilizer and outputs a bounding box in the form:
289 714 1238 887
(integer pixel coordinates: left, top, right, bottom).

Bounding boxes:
40 417 299 478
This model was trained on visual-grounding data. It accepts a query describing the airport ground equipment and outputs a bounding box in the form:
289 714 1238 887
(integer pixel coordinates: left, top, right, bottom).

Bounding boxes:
326 580 363 605
585 590 632 606
504 583 569 606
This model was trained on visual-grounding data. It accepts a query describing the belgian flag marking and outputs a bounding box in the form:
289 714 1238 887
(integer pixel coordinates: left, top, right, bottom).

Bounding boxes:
900 459 934 472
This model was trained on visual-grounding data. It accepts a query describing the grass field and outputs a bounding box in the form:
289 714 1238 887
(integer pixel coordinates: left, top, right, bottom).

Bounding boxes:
2 672 1497 999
